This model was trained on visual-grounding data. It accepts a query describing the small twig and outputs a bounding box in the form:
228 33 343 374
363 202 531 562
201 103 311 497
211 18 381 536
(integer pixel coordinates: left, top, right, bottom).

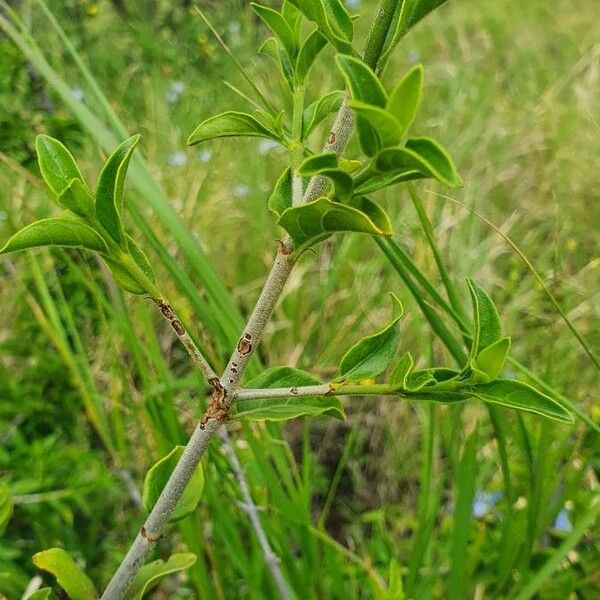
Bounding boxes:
152 298 218 384
236 383 398 400
116 469 143 509
219 429 292 600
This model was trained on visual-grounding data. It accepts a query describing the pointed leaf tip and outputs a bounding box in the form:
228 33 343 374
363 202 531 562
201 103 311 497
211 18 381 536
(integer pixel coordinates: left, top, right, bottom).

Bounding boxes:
338 294 403 381
95 134 141 245
187 111 281 146
35 134 85 197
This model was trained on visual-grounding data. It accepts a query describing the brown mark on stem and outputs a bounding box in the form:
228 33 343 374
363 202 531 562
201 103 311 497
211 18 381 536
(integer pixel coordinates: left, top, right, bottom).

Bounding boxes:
200 379 229 429
237 332 253 356
327 131 336 145
171 320 185 336
276 239 292 256
325 384 336 396
290 387 298 396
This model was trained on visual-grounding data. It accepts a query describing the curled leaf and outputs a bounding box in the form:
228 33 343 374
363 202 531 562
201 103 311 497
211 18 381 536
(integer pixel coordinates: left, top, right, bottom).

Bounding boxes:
268 167 293 216
95 134 140 246
251 3 297 58
278 196 391 252
36 134 85 197
143 446 204 523
338 294 403 381
126 553 197 600
57 178 95 220
0 216 108 255
298 153 353 200
468 379 573 423
188 111 281 146
387 64 423 133
295 28 327 83
32 548 97 600
348 100 402 147
376 137 462 188
302 90 345 139
336 54 387 107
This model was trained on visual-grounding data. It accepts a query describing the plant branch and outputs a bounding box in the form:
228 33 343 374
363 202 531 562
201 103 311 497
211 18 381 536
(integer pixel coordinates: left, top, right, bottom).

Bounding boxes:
219 428 292 600
152 297 218 384
237 383 399 400
102 5 395 594
101 416 222 599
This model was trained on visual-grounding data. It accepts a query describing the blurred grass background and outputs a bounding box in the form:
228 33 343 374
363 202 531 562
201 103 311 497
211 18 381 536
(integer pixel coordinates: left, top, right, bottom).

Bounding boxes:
0 0 598 598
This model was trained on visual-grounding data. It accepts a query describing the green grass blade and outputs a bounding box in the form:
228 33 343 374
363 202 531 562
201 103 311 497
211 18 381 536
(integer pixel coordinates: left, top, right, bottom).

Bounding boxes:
408 184 467 322
511 498 600 600
448 425 478 599
431 191 600 370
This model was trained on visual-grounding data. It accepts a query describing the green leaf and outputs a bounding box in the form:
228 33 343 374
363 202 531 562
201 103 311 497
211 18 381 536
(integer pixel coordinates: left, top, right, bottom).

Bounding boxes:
354 169 423 194
259 37 295 90
405 137 462 187
232 366 344 421
287 0 353 52
299 153 338 172
336 54 387 108
380 0 449 67
468 379 573 423
282 1 302 35
347 196 392 233
268 167 293 217
143 446 204 523
95 134 140 245
251 3 297 58
298 153 353 200
375 137 462 188
0 217 109 255
103 258 146 295
125 553 198 600
407 367 461 391
348 100 402 147
0 482 13 535
357 117 382 157
338 294 403 381
302 90 345 138
103 238 157 297
188 111 282 146
473 336 511 380
278 196 391 252
127 235 156 286
35 134 85 197
32 548 97 600
295 28 327 83
25 589 52 600
390 352 414 388
466 279 502 359
387 64 423 133
56 178 95 220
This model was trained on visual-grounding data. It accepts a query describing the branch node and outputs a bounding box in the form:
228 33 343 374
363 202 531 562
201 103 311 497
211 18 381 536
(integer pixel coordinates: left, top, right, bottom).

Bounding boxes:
140 525 161 543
